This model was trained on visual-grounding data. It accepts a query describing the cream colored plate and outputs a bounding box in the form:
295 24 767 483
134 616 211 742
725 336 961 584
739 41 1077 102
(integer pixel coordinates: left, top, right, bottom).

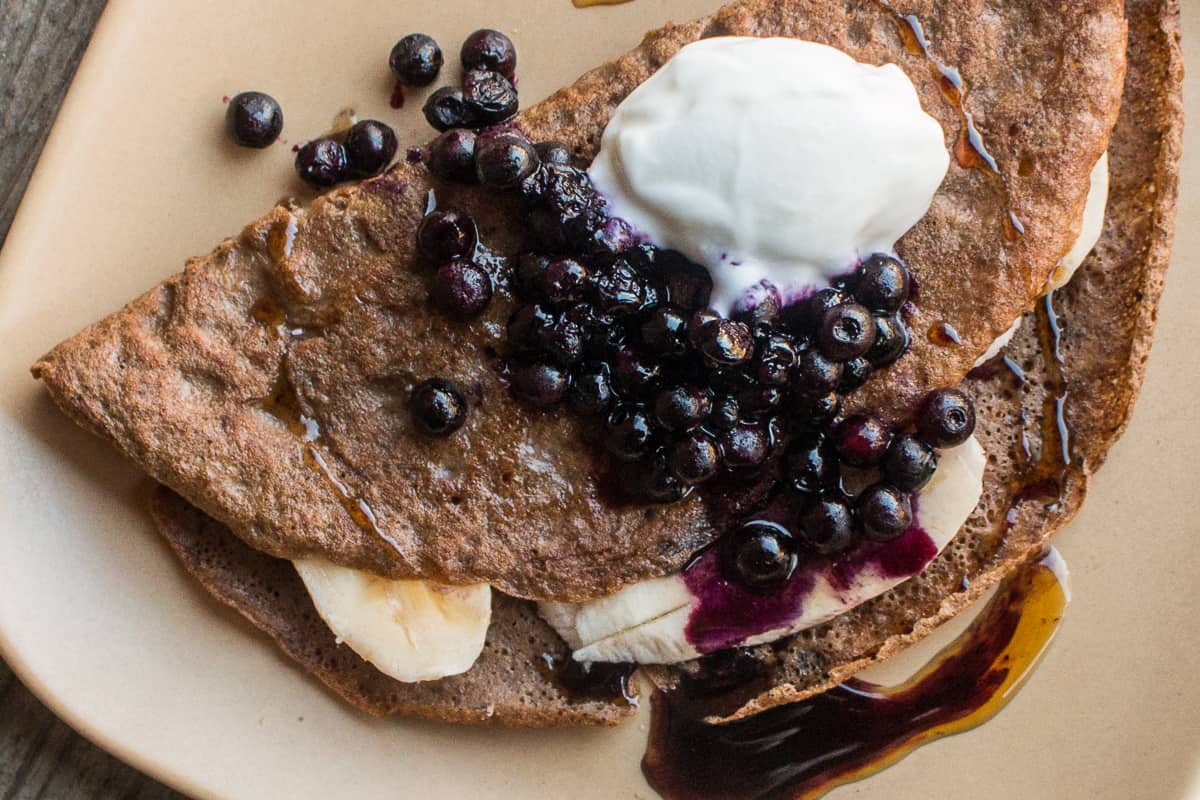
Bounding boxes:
1 1 1198 798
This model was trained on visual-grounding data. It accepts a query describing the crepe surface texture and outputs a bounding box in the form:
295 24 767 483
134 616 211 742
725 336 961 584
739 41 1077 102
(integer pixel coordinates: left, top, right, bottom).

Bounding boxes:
32 0 1129 603
127 0 1180 726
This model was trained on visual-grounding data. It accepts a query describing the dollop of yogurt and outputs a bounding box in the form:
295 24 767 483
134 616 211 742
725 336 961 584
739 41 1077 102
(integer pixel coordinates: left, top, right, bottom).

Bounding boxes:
589 37 950 314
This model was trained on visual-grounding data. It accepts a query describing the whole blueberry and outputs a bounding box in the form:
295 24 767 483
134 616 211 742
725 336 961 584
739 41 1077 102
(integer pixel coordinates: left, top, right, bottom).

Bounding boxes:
593 260 647 316
916 388 976 447
800 498 855 555
611 349 662 397
736 384 784 417
659 253 713 310
859 483 913 542
840 357 873 392
834 415 894 468
866 313 910 367
507 303 555 353
721 521 798 592
390 33 444 86
343 119 398 177
687 308 721 347
794 391 843 424
294 138 349 187
654 385 712 432
622 453 690 504
410 378 467 436
535 141 574 166
707 395 740 431
854 253 911 313
541 257 590 303
422 86 475 131
427 129 477 183
698 319 753 367
511 361 569 408
460 29 517 80
540 320 586 365
591 217 635 256
416 209 477 262
641 306 690 356
604 405 655 461
431 261 492 317
669 431 723 485
225 91 283 148
462 69 519 125
786 432 835 494
475 132 540 191
817 302 877 362
568 363 615 416
792 348 843 396
755 333 799 386
719 423 770 469
792 287 849 336
883 434 939 492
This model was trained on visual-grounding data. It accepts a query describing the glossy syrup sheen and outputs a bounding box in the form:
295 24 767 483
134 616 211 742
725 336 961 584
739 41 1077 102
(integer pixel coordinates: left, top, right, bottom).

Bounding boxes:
643 549 1070 800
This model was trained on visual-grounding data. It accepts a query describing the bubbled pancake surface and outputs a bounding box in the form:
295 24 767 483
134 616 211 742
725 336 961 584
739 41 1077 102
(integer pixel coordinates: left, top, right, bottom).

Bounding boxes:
33 0 1126 601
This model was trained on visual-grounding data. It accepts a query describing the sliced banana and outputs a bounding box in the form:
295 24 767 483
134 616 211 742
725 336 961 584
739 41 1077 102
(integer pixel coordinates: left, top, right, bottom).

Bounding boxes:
294 557 491 683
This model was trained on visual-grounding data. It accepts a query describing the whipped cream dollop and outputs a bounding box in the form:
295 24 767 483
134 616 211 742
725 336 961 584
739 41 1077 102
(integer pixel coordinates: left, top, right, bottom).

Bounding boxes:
589 37 950 313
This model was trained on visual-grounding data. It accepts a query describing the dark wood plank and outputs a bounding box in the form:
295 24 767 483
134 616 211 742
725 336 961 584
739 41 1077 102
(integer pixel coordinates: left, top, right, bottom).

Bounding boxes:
0 1 187 795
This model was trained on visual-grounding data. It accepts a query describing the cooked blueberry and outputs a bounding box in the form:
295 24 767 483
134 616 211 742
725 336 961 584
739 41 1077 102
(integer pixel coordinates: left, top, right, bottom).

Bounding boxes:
833 415 893 468
859 483 913 541
733 288 780 327
698 319 753 367
511 361 568 408
854 254 910 313
623 453 690 503
591 217 635 256
416 209 477 262
536 141 575 166
719 423 769 469
763 415 788 462
612 349 662 397
568 363 614 416
754 333 799 386
866 313 910 367
428 129 477 183
422 86 475 131
410 378 466 435
522 164 606 248
794 391 843 424
541 320 586 365
817 302 876 362
431 261 492 317
390 33 443 86
294 138 348 187
790 287 848 335
475 132 539 190
641 306 689 356
225 91 283 148
916 388 976 447
883 434 938 491
799 498 855 555
669 431 722 485
507 303 555 353
786 432 835 494
659 253 713 310
541 257 590 303
515 252 551 299
688 308 721 347
654 385 712 432
462 69 519 125
721 521 798 592
594 261 646 316
840 357 873 392
792 348 843 396
605 405 655 461
736 384 784 417
707 395 740 430
343 120 398 177
460 29 517 80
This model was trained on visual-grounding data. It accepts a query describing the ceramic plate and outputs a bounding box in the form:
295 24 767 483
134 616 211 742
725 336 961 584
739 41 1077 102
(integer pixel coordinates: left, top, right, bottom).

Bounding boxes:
1 1 1198 797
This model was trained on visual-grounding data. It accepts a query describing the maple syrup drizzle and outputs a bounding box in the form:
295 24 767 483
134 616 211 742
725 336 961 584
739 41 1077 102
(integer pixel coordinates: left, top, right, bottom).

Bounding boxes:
927 321 962 346
643 549 1070 800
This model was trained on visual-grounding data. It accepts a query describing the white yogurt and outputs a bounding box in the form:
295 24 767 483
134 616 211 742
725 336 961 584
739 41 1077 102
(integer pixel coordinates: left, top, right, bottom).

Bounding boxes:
589 37 949 314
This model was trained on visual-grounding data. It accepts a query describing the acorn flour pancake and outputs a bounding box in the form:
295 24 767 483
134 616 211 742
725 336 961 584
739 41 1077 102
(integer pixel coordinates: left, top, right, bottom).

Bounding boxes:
31 0 1127 602
137 0 1177 726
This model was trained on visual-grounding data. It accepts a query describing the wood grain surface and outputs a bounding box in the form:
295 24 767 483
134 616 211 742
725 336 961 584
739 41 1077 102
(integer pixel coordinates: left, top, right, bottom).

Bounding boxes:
0 1 184 796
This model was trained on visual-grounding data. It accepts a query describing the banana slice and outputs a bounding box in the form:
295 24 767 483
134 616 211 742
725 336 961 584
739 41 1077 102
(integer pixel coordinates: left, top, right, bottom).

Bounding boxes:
294 558 491 683
540 437 986 664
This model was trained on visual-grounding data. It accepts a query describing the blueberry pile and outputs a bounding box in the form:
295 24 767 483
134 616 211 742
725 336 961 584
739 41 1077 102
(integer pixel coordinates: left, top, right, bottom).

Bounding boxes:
295 119 398 188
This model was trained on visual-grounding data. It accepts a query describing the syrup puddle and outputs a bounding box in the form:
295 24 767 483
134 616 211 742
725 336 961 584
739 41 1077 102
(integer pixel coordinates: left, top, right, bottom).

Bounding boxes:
643 549 1070 800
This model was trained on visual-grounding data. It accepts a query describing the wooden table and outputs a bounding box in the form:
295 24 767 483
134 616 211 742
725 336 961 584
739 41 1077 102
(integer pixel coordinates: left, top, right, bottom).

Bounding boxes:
0 1 183 796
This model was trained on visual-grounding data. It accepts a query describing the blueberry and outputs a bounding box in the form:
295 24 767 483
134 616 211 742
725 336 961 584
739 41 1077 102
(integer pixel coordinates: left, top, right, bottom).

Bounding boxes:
416 209 477 262
410 378 467 435
390 33 443 86
669 431 723 485
719 423 769 469
507 303 555 353
605 405 655 461
431 261 493 317
722 521 799 592
475 132 540 190
511 361 569 408
541 257 590 303
697 319 753 367
594 261 647 316
866 313 910 367
568 363 614 416
840 357 873 392
736 384 784 417
225 91 283 148
786 432 835 494
659 253 713 310
515 252 551 299
707 395 740 430
428 129 477 183
536 141 575 166
916 388 976 447
882 434 938 492
540 320 586 365
591 217 635 256
462 69 519 125
294 138 348 187
654 385 712 432
733 289 780 327
640 306 689 356
687 308 721 347
611 349 662 397
343 120 398 177
793 391 843 424
754 333 799 386
833 415 893 468
858 483 913 541
460 29 517 80
854 254 910 313
799 498 855 555
792 348 843 396
791 287 848 336
623 453 690 504
817 302 877 362
422 87 475 132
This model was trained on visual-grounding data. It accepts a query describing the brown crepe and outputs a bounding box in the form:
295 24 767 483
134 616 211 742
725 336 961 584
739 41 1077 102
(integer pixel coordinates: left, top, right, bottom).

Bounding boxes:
31 0 1127 602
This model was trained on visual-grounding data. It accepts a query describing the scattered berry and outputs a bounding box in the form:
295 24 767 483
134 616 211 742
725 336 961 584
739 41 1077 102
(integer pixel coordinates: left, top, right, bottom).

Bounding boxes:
427 129 477 183
859 483 913 541
882 435 938 492
431 261 492 317
833 415 893 468
410 378 467 435
475 131 540 190
416 209 477 262
390 33 443 86
225 91 283 148
916 388 976 447
343 119 397 177
294 138 349 187
460 29 517 80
